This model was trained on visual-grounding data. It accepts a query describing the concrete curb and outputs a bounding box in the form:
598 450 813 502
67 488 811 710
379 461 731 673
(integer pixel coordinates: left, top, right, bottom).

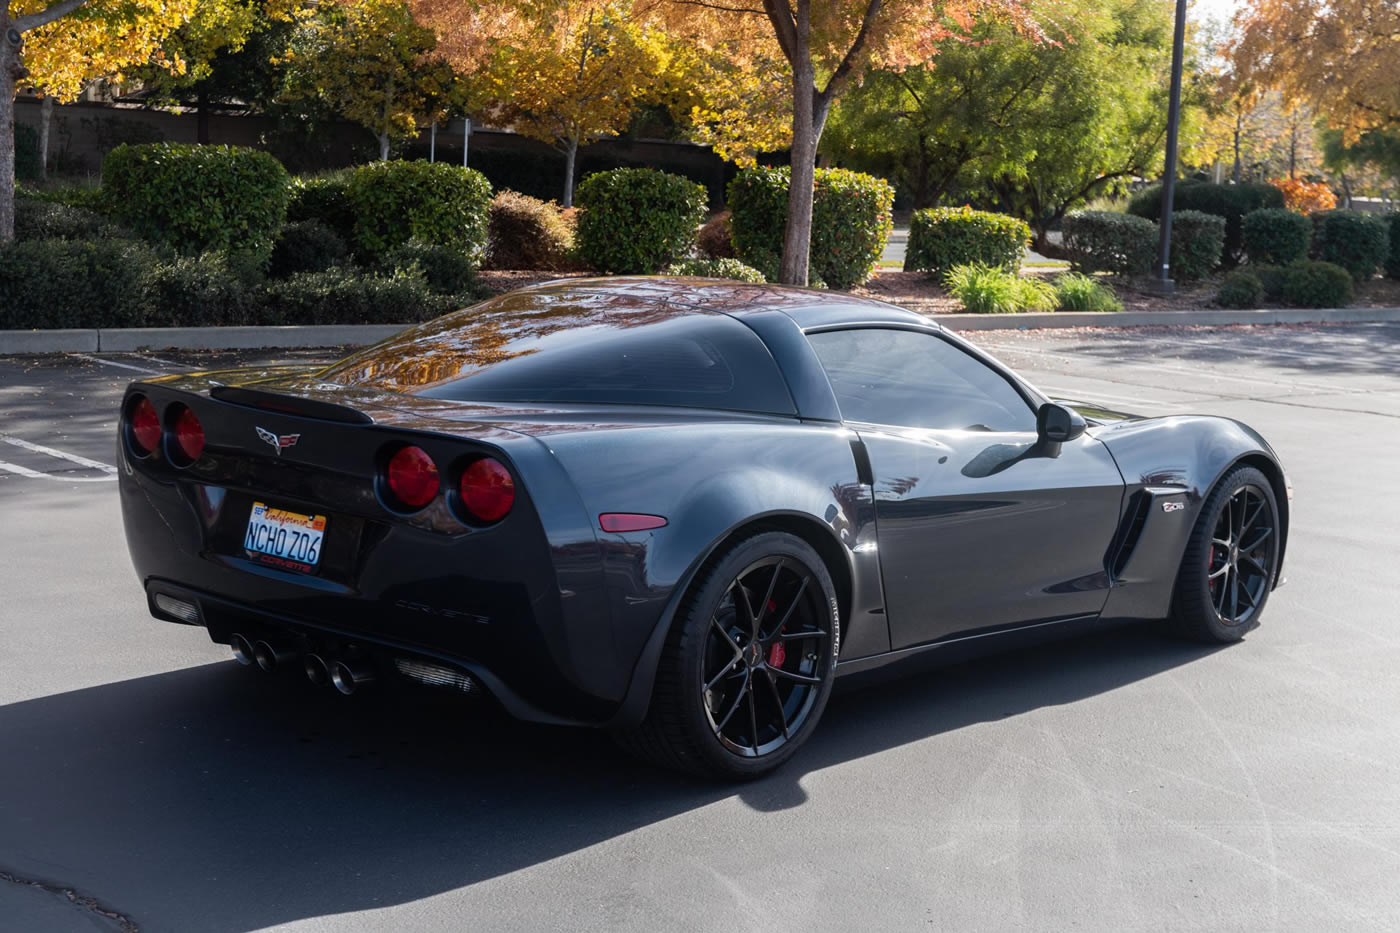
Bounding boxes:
936 306 1400 330
3 307 1400 354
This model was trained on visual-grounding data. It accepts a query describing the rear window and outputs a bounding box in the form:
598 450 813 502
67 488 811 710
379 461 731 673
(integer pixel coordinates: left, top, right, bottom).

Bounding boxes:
321 290 796 415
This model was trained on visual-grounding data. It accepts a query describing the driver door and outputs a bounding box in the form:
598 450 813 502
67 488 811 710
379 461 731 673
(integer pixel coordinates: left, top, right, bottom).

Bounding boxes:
806 326 1126 649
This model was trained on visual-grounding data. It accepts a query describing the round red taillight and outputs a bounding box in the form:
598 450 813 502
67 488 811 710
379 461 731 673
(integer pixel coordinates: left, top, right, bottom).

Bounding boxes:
386 446 440 509
459 458 514 523
170 406 205 464
129 396 161 456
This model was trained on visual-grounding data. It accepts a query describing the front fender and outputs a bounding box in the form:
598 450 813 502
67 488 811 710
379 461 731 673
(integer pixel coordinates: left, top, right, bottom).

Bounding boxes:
1095 414 1289 621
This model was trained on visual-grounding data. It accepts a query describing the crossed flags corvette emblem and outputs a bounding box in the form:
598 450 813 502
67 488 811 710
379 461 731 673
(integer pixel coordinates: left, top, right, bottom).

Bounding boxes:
256 426 301 456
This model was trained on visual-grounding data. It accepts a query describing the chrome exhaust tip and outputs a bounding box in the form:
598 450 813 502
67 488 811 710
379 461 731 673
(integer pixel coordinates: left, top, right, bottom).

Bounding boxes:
230 633 255 666
330 660 375 696
304 653 330 686
252 640 297 673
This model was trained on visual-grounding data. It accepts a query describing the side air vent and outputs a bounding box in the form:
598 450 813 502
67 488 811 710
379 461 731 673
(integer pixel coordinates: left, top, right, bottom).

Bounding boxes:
1106 490 1153 580
209 386 374 424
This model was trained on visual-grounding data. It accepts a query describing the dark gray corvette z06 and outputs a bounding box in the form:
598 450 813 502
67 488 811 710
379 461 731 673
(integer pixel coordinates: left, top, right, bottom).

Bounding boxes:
120 278 1290 779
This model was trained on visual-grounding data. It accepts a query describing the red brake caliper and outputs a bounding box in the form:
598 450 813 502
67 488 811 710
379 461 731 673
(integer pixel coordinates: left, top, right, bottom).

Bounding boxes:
766 599 786 667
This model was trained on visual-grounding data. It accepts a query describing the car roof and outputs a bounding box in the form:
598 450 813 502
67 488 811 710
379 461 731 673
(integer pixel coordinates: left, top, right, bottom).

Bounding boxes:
517 276 936 330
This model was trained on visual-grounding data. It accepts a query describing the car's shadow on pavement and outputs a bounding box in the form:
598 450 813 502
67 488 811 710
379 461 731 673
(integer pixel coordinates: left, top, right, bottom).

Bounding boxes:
0 624 1217 932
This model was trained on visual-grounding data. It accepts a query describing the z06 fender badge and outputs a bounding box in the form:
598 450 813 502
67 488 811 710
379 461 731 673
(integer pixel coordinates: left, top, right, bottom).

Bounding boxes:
1161 500 1185 512
256 426 301 456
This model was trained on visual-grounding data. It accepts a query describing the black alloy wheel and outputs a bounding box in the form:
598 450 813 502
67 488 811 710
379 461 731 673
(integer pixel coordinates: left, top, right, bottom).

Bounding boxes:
1172 465 1280 642
618 531 840 779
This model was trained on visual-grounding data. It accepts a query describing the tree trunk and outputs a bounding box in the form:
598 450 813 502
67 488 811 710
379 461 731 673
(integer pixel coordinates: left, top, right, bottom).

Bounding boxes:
562 135 578 208
38 93 51 179
378 132 389 161
1 20 23 245
196 87 210 145
781 60 817 286
1232 123 1242 185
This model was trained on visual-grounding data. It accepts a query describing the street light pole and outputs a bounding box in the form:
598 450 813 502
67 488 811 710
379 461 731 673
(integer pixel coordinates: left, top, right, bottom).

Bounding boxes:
1154 0 1189 293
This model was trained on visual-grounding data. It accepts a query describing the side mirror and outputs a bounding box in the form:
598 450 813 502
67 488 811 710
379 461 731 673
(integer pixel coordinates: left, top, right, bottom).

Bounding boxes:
1036 402 1087 445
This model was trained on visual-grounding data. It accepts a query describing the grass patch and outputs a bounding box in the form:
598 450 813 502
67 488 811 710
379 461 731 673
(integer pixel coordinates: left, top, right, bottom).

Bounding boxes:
943 263 1056 314
1053 272 1122 312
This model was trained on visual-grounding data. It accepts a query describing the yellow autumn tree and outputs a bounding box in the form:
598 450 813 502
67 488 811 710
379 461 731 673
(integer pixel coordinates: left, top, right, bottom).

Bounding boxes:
648 0 1042 285
1231 0 1400 142
2 0 198 238
281 0 465 161
480 2 673 207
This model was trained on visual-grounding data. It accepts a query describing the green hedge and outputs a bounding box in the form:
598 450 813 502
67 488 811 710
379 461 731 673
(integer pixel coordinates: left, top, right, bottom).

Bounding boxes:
1281 259 1353 307
346 160 492 260
1242 208 1312 266
378 240 479 295
1062 211 1156 275
287 172 357 244
1217 269 1264 309
575 168 707 274
268 220 348 278
140 252 262 327
261 267 468 325
1168 210 1225 282
103 143 290 257
1386 213 1400 280
14 199 128 241
1310 210 1389 281
905 207 1029 276
727 165 894 289
1128 180 1283 264
664 257 766 283
486 190 575 271
0 238 153 328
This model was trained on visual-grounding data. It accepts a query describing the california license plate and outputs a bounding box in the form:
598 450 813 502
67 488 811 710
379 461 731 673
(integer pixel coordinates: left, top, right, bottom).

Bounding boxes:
244 501 326 572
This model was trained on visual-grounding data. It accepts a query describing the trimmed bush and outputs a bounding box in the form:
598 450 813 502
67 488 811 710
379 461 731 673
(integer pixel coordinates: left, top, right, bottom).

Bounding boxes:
1311 210 1389 282
486 190 574 270
664 257 766 283
1281 259 1353 308
103 143 290 257
1062 211 1156 275
1252 264 1287 302
1217 269 1264 309
943 263 1055 314
575 168 707 274
697 210 735 259
1386 213 1400 280
1054 273 1121 312
380 239 480 295
287 172 356 243
14 199 128 241
1129 181 1283 263
139 252 261 327
905 206 1030 276
346 160 492 260
0 238 153 328
727 165 894 289
268 220 348 278
1242 208 1312 266
259 267 464 326
17 184 107 212
1168 210 1225 281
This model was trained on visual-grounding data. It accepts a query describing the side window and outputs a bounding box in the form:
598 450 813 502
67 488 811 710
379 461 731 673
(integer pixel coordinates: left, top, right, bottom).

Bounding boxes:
807 328 1036 431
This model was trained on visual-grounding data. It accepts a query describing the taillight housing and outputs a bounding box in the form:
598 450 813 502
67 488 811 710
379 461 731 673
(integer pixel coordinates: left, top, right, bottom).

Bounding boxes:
168 404 205 466
127 395 161 457
458 457 514 523
385 445 440 510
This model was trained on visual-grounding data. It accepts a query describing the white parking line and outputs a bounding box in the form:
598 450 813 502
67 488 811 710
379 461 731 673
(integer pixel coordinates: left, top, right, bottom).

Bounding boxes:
66 353 163 375
0 433 117 474
0 460 116 482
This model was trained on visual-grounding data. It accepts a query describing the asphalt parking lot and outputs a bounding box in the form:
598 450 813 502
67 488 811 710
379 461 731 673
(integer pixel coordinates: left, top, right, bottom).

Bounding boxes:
2 323 1399 932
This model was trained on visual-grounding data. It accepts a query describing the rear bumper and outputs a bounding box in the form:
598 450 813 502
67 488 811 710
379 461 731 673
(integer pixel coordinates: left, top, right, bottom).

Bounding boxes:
146 579 593 726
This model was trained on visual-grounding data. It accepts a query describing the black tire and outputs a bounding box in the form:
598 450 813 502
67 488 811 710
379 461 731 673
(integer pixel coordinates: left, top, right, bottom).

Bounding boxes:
616 531 841 780
1170 465 1280 643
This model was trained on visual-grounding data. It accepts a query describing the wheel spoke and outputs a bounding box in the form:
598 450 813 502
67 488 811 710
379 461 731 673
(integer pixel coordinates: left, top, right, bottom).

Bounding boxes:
1240 498 1266 537
1208 562 1230 580
710 616 742 655
754 560 784 636
1240 526 1272 552
1215 565 1231 615
1212 537 1233 549
1240 553 1270 580
713 668 750 731
705 656 742 691
761 574 809 642
1239 580 1260 609
731 583 758 635
745 680 760 753
1229 567 1240 620
777 626 828 642
763 670 790 740
770 666 821 686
